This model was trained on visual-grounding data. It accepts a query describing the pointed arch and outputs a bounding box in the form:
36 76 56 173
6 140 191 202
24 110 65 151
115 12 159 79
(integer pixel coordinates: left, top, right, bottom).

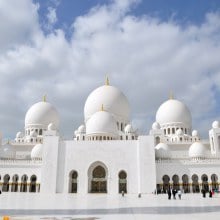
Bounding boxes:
88 161 108 193
20 174 28 192
192 174 200 193
29 175 37 192
11 174 19 192
118 170 127 193
69 170 78 193
162 175 170 192
2 174 10 192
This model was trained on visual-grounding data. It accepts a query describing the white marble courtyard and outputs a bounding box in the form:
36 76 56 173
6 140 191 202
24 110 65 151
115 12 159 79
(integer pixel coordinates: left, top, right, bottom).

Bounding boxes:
1 193 220 220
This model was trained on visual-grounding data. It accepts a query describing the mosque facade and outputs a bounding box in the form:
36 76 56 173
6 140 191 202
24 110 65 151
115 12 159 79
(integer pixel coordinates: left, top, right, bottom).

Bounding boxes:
0 79 220 195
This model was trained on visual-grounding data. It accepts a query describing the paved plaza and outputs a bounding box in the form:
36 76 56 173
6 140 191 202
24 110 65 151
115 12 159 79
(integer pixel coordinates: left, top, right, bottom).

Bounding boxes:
1 193 220 219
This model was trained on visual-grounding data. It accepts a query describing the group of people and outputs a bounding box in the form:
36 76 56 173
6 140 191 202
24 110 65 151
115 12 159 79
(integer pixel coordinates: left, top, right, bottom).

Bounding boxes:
167 188 182 200
201 189 213 198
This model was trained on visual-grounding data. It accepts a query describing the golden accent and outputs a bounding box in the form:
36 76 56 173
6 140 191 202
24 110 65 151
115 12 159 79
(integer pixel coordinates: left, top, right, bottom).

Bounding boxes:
169 91 174 99
101 104 104 111
43 95 47 102
105 76 110 86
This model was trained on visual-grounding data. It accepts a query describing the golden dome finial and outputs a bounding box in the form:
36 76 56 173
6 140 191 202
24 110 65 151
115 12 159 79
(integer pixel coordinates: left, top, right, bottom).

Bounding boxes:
43 95 47 102
105 76 110 86
169 91 174 100
101 104 104 111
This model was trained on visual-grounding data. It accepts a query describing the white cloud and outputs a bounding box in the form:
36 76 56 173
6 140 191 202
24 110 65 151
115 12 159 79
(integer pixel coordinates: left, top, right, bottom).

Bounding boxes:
0 0 220 139
47 7 57 27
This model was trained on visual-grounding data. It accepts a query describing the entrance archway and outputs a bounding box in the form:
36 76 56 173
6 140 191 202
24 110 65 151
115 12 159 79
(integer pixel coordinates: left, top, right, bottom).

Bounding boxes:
69 170 78 193
172 174 180 190
192 174 200 193
118 171 127 193
20 174 28 192
211 174 218 191
201 174 209 192
29 175 37 192
182 174 190 193
88 162 108 193
162 175 170 193
2 174 10 192
11 174 19 192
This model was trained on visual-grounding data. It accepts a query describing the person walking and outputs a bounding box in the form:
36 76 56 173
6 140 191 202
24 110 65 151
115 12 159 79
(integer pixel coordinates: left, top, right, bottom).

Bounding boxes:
168 189 171 200
209 190 212 198
172 189 176 199
202 189 206 198
177 189 182 200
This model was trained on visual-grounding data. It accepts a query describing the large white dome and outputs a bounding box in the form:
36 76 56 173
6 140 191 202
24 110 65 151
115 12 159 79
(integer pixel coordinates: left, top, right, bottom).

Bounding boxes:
84 85 130 122
25 101 60 128
86 110 118 136
189 142 207 158
156 99 192 127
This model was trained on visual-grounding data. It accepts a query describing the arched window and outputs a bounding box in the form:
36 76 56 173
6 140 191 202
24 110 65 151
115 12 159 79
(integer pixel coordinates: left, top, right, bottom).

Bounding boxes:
118 171 127 193
155 136 160 145
172 128 175 134
39 129 43 135
29 175 37 192
172 174 180 190
162 175 170 192
69 170 78 193
185 128 187 134
11 174 19 192
182 174 190 193
2 174 10 192
211 174 219 191
192 174 200 193
168 128 170 135
20 175 28 192
201 174 209 192
88 163 107 193
164 129 166 135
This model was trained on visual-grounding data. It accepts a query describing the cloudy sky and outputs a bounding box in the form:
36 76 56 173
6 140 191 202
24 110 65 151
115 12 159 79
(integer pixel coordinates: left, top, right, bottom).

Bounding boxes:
0 0 220 140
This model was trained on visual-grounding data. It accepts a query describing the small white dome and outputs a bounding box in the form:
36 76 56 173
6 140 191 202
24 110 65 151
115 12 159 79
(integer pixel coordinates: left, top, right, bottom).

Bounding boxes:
189 142 207 158
212 121 220 129
155 143 171 158
124 124 134 133
152 122 161 130
25 101 60 129
86 110 118 136
192 130 199 137
176 129 183 136
16 132 23 138
78 125 86 133
84 85 130 122
31 144 43 159
48 123 56 131
156 99 192 127
0 143 16 159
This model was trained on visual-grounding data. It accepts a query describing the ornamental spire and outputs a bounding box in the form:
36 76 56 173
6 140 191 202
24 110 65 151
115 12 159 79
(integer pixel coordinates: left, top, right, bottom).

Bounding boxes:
169 91 174 100
105 76 110 86
43 95 47 102
101 104 104 111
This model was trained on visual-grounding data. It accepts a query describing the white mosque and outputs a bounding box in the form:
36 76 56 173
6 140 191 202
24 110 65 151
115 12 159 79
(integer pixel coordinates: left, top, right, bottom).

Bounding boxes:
0 78 220 195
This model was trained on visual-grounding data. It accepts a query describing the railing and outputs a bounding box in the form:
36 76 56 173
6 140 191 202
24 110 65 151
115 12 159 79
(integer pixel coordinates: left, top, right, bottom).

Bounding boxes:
156 157 220 164
0 159 42 165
